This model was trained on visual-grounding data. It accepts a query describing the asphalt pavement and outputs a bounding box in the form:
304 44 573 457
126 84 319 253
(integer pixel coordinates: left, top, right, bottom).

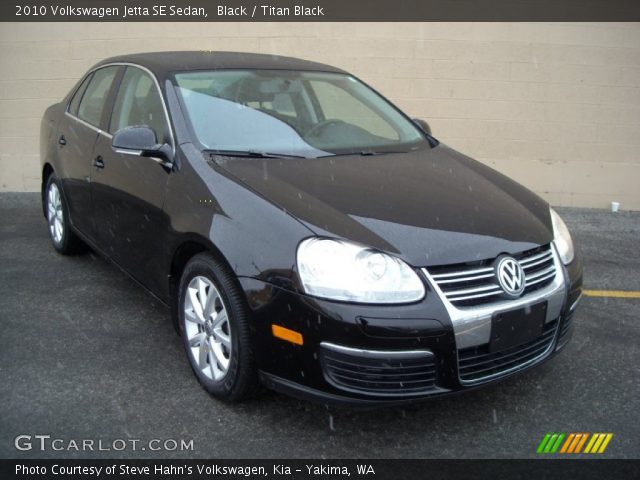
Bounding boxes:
0 193 638 459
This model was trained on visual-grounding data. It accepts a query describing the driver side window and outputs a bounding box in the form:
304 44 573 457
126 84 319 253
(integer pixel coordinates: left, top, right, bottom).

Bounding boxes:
310 80 398 140
109 67 170 144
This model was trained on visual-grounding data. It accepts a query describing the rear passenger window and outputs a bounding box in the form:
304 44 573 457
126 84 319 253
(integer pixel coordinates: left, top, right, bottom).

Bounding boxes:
76 66 118 127
109 67 169 144
68 73 93 116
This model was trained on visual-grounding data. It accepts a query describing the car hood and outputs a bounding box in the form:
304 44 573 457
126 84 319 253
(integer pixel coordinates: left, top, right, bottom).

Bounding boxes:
212 144 553 267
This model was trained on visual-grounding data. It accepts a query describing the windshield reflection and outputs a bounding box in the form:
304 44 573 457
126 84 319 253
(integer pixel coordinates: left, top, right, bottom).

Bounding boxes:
174 70 427 158
178 90 330 158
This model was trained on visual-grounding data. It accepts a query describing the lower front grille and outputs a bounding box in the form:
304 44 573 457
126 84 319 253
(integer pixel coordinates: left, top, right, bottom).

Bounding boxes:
320 344 437 396
458 319 558 383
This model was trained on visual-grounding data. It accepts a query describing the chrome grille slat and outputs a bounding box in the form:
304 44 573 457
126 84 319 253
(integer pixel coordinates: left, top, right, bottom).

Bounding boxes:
525 265 555 281
520 252 553 269
424 244 557 308
447 284 505 297
436 272 495 284
519 250 553 266
447 289 503 302
431 266 494 279
526 271 556 287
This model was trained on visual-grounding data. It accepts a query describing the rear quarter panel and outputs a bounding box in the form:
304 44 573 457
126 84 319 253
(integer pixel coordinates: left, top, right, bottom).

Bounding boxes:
40 103 63 172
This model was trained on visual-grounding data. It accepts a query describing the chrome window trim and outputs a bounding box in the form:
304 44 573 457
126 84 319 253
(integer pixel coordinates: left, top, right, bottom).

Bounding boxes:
64 62 175 157
64 65 118 138
64 111 112 139
320 342 434 359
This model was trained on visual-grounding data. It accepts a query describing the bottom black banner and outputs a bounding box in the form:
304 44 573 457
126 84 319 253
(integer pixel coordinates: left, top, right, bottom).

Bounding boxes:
2 459 639 480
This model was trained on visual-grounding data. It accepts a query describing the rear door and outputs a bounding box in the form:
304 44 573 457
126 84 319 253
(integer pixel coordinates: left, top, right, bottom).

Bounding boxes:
90 65 173 297
57 66 119 238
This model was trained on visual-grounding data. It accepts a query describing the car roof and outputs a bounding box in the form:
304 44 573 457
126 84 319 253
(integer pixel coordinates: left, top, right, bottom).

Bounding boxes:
95 51 347 78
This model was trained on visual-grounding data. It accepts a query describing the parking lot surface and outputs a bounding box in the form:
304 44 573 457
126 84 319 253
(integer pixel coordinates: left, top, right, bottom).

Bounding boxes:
1 193 638 458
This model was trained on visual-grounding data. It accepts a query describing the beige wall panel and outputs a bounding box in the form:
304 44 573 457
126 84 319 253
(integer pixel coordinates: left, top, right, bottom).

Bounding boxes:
0 22 638 209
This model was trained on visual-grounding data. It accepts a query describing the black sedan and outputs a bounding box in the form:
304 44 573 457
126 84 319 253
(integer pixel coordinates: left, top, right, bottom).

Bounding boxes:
40 51 582 405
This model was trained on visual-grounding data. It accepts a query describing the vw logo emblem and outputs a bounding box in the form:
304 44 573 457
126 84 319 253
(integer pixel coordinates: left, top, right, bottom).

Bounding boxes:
495 256 525 297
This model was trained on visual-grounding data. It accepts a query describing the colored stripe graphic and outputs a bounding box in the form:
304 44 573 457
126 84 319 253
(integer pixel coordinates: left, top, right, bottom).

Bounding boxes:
584 433 599 453
536 434 552 453
568 433 584 453
559 433 575 453
538 433 613 454
574 433 589 453
584 433 614 454
550 434 565 453
544 434 558 453
597 434 613 453
537 433 565 453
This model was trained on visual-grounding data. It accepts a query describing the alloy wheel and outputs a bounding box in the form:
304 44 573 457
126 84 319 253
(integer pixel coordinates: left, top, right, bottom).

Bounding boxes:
184 275 232 381
47 182 64 244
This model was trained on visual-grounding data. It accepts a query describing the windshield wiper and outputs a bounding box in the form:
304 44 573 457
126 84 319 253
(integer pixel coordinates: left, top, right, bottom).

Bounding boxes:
318 150 410 158
205 149 307 159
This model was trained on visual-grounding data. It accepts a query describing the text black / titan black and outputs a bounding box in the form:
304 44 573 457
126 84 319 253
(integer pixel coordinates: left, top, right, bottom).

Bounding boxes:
40 51 583 405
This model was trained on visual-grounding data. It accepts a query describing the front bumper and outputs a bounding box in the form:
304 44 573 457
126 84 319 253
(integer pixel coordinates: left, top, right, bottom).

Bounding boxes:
239 245 583 406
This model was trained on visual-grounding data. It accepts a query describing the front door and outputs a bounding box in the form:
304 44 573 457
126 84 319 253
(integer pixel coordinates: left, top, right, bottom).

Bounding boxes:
90 66 173 297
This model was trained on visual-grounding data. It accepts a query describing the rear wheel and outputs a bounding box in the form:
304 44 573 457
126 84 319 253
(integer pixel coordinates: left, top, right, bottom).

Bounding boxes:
178 252 258 401
44 175 82 254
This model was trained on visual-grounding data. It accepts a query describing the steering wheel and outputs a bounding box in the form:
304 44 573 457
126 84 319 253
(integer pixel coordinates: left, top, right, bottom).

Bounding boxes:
306 119 345 137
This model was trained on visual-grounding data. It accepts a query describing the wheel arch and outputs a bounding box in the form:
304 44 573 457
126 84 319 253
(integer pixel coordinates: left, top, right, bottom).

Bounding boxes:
41 163 55 217
168 235 238 334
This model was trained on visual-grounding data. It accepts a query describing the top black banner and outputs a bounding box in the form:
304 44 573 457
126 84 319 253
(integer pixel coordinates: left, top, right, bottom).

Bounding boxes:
4 0 640 22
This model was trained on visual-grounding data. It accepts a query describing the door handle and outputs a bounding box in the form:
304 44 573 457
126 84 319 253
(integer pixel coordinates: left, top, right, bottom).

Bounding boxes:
58 135 66 146
94 156 105 169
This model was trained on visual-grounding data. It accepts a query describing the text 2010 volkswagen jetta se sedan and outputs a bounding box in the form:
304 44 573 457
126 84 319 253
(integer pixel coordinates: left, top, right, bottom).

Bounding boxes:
40 51 582 405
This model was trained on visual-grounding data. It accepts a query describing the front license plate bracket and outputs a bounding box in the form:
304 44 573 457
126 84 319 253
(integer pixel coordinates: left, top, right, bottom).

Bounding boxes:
490 302 548 353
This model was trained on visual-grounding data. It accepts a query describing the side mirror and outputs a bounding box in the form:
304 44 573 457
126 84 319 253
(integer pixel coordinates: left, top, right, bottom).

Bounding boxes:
112 126 173 168
412 118 432 135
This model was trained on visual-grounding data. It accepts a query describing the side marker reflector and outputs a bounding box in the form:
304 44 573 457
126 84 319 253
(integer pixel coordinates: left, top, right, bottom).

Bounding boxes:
272 324 303 345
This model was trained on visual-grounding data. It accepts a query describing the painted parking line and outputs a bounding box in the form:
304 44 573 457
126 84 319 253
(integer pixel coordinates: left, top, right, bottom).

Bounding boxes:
583 289 640 299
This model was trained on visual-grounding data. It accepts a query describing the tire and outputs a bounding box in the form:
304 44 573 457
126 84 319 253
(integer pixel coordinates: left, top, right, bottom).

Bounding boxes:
43 174 82 254
178 252 258 401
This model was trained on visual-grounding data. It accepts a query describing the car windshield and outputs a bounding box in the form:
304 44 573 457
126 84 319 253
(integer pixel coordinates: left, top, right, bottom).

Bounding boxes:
173 69 428 158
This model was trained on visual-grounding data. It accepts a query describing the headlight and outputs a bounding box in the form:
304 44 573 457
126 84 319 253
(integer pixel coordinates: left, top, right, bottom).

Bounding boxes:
296 238 425 304
550 208 574 265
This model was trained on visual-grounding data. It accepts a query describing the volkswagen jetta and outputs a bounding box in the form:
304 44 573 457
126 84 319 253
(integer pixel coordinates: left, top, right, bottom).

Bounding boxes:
40 51 583 405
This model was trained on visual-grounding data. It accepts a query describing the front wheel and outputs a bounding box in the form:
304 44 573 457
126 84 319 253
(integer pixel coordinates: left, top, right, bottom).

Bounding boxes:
178 253 258 401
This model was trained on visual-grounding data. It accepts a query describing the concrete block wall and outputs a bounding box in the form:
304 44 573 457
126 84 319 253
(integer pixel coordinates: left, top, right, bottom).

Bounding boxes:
0 22 639 209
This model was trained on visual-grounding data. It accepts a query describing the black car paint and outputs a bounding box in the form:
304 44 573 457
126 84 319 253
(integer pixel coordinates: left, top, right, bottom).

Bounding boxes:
40 52 583 405
215 147 552 267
